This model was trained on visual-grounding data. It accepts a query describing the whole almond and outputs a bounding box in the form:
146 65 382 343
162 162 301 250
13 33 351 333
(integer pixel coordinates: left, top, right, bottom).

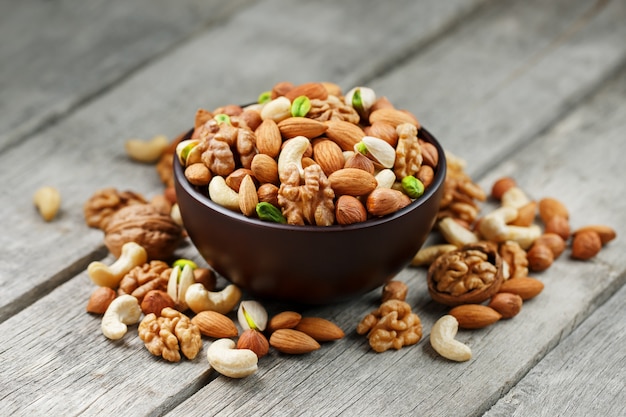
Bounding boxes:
539 197 569 222
335 195 368 225
191 310 239 338
418 139 439 168
278 117 328 139
369 108 420 128
141 290 175 316
284 82 329 101
86 287 117 314
237 329 269 358
416 165 434 188
510 201 537 227
571 230 602 260
544 216 570 241
324 120 365 151
313 139 345 176
573 225 616 246
366 188 412 217
267 311 302 333
328 168 378 197
255 119 282 157
238 174 258 217
488 292 523 319
251 153 279 185
364 122 399 147
269 328 320 354
498 277 544 300
449 304 502 329
295 317 345 342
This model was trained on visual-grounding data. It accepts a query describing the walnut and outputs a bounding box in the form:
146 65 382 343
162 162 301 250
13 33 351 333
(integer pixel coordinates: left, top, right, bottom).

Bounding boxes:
138 307 202 362
308 95 360 124
427 242 503 306
394 123 422 180
235 127 258 170
437 152 486 225
278 164 335 226
202 136 236 176
356 300 422 353
117 260 171 302
83 188 147 230
104 204 183 261
498 240 529 280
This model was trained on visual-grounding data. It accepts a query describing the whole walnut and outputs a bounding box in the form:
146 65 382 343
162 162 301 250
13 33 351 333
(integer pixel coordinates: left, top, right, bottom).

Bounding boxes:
104 204 183 260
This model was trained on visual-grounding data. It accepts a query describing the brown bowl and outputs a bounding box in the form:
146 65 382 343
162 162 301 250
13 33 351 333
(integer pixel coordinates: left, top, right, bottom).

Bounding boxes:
174 127 446 304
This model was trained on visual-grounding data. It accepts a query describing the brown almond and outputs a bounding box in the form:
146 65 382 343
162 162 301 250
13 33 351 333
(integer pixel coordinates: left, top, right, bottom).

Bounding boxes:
238 174 258 217
324 120 365 151
237 329 269 358
86 287 117 314
267 311 302 333
488 292 523 319
539 197 569 222
510 201 537 227
313 139 345 176
534 233 566 258
418 139 439 168
250 153 279 185
366 188 412 217
571 230 602 260
344 152 375 174
328 168 377 197
544 216 570 241
225 168 255 192
364 122 398 147
416 165 434 188
278 117 328 139
271 81 295 99
255 119 282 158
573 225 616 246
449 304 501 329
240 108 263 131
269 328 321 354
191 310 239 338
284 82 329 102
335 195 368 225
369 108 420 128
498 277 544 300
295 317 345 342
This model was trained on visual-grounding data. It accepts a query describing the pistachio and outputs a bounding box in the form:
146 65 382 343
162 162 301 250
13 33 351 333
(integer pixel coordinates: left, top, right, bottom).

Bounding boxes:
291 95 311 117
401 175 425 199
237 300 268 331
357 136 396 168
214 113 231 125
167 264 194 311
256 202 287 224
175 139 200 166
258 90 272 104
173 259 198 270
345 86 376 117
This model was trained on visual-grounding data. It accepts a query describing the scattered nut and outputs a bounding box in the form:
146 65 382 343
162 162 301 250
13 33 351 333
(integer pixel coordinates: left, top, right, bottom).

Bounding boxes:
237 300 268 332
33 186 61 221
269 329 321 354
571 230 602 260
185 283 242 315
526 243 554 272
101 294 143 340
87 242 148 288
141 289 175 315
237 329 270 358
207 338 258 378
448 304 501 329
381 280 408 302
191 310 239 338
86 287 117 314
498 277 544 300
125 135 169 163
488 292 523 319
430 315 472 362
267 311 302 333
294 317 345 342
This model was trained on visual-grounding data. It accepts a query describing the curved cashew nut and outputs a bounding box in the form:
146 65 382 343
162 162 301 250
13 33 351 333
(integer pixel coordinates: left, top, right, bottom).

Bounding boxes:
167 264 194 311
277 135 309 182
185 283 242 315
125 135 169 163
504 224 541 250
208 176 240 211
430 315 472 362
260 96 291 122
438 217 479 247
501 186 530 210
101 294 142 340
374 168 396 189
87 242 147 288
411 244 458 267
359 136 396 168
207 338 258 378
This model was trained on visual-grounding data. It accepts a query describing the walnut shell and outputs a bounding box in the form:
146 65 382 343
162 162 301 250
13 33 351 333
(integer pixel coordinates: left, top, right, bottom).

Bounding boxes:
427 242 503 306
104 204 183 260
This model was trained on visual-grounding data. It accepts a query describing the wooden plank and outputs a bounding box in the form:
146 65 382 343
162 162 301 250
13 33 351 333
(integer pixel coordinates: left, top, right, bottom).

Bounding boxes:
484 283 626 417
0 0 487 321
0 0 254 152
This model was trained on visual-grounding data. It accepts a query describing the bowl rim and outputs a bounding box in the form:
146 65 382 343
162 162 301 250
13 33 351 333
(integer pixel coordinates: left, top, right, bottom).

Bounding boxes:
174 126 447 233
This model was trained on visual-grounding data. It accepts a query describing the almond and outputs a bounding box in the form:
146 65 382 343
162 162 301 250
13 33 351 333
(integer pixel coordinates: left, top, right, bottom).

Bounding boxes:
573 225 616 246
488 292 523 319
250 153 279 185
284 82 329 102
269 328 320 354
240 108 262 131
237 329 269 358
571 230 602 260
295 317 345 342
267 311 302 333
191 310 239 338
538 197 569 222
86 286 117 314
534 233 566 258
369 108 420 128
238 174 258 217
344 152 375 174
449 304 502 329
366 188 412 217
324 120 365 151
271 81 295 99
335 195 368 225
544 216 570 241
255 119 282 158
510 201 537 227
328 168 378 197
363 122 398 147
225 168 255 192
313 139 345 176
278 117 328 139
498 277 544 300
418 139 439 168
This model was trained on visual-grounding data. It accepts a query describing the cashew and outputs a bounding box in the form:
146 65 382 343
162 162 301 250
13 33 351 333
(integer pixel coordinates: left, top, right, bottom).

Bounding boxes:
359 136 396 168
501 186 530 210
504 224 542 249
101 294 142 340
33 186 61 221
208 176 240 211
87 242 147 288
260 96 291 122
438 217 479 247
430 315 472 362
125 135 169 163
167 264 194 311
411 244 458 267
478 206 518 242
277 135 309 181
207 338 258 378
170 203 183 226
185 283 242 314
374 168 396 189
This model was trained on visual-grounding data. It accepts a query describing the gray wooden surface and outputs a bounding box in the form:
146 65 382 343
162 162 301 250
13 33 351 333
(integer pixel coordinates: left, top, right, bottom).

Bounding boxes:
1 0 624 416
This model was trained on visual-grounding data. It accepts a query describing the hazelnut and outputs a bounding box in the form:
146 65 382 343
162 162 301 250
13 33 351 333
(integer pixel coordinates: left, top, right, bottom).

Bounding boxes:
571 230 602 260
488 292 523 319
141 290 175 315
527 243 554 272
544 216 570 241
491 177 516 200
86 287 117 314
237 329 270 358
533 233 566 258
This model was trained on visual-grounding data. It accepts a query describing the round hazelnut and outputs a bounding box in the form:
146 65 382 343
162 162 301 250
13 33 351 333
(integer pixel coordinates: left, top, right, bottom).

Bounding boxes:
544 216 570 241
491 177 516 200
533 233 566 258
527 243 555 272
141 290 175 315
571 230 602 260
86 287 117 314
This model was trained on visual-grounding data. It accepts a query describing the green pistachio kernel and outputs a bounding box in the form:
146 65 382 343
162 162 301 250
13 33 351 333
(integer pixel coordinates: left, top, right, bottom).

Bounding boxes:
352 88 365 116
291 95 311 117
401 175 425 199
355 141 368 155
214 113 231 125
258 91 272 104
172 259 198 270
256 202 287 224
